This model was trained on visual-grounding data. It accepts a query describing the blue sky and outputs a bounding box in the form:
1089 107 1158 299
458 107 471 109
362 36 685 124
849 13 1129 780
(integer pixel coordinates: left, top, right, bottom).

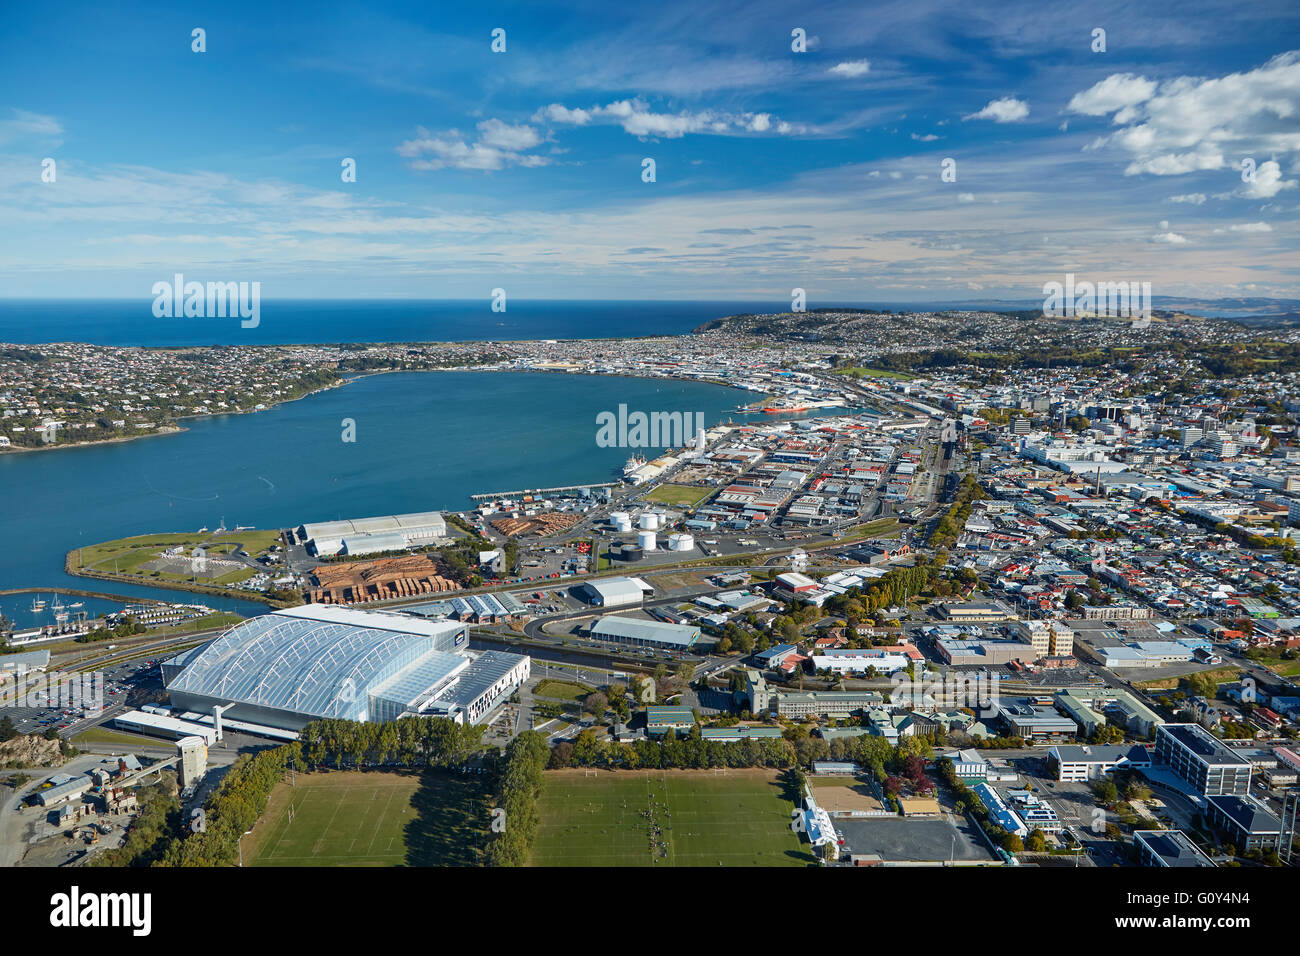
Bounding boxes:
1 0 1297 301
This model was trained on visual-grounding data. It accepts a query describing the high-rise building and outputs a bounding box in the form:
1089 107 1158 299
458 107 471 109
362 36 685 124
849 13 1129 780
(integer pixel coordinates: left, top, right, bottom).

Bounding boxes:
1154 724 1251 796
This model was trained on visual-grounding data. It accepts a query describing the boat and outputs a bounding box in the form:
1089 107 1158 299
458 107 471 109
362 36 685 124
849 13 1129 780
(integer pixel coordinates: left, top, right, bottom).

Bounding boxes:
30 596 46 612
622 456 647 476
68 601 84 608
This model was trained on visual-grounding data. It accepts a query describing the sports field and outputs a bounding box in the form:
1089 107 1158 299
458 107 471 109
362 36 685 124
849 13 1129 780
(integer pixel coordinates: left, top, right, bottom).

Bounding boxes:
243 770 491 867
641 484 713 508
530 769 816 867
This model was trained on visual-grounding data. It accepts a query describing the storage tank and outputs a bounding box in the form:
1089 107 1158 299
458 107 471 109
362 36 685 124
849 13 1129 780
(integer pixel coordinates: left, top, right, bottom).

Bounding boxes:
610 512 633 532
668 533 695 552
638 512 660 530
637 530 657 551
616 545 643 562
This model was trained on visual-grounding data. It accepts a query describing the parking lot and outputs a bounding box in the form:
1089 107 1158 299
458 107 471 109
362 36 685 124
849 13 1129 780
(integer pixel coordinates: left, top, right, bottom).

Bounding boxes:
1 658 166 738
834 814 998 864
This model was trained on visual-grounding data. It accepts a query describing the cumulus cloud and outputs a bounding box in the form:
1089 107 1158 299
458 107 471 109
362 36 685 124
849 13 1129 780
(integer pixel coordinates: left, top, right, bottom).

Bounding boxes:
535 98 803 138
1066 74 1159 117
1237 159 1297 198
1068 53 1300 179
397 120 549 171
964 97 1029 123
532 104 591 126
829 60 871 78
1151 220 1189 243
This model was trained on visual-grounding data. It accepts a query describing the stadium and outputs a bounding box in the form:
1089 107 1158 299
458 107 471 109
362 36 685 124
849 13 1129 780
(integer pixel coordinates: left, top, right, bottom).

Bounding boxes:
161 605 529 730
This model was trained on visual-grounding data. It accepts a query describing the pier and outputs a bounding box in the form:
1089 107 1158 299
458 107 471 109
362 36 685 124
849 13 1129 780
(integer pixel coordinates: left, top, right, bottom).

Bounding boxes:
469 482 616 501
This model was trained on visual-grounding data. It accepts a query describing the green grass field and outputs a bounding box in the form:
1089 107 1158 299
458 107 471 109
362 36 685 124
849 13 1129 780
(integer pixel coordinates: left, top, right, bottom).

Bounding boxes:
243 770 492 867
642 484 713 508
530 769 815 867
71 530 281 577
533 679 592 701
836 366 916 381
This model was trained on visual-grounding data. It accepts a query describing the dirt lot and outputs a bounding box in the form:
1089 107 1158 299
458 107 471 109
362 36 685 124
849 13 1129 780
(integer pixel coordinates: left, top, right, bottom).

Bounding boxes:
809 777 887 814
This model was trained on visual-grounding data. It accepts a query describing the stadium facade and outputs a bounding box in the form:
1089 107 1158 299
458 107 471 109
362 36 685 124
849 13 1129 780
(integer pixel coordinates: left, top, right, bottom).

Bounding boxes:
162 605 528 730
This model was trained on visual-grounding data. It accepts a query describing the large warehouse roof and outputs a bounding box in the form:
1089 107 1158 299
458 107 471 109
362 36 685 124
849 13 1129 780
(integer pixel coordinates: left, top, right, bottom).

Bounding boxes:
591 615 700 647
581 577 651 606
300 511 446 542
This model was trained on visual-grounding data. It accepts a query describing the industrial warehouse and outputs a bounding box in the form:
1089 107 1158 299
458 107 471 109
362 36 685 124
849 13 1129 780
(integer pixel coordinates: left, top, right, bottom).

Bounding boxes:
295 510 449 557
588 615 701 650
159 604 529 730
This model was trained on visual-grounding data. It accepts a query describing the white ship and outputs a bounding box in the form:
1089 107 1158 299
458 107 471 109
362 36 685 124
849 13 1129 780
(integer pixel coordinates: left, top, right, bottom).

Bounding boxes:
623 456 647 476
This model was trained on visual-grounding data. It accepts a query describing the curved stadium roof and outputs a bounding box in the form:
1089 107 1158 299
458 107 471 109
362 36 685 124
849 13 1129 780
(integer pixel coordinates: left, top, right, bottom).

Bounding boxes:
167 609 448 721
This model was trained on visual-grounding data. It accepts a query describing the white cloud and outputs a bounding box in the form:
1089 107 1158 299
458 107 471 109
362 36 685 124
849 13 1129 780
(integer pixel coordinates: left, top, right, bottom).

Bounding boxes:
958 192 975 202
829 60 871 78
475 119 542 152
1068 53 1300 179
1238 159 1297 198
533 104 591 126
911 132 940 142
1169 193 1206 204
1224 221 1273 232
535 98 803 139
1151 220 1189 244
963 96 1029 123
397 120 549 171
1066 74 1158 116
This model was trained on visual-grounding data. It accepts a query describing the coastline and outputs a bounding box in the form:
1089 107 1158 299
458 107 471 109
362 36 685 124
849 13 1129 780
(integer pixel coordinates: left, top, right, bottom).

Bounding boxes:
0 376 355 456
0 357 770 456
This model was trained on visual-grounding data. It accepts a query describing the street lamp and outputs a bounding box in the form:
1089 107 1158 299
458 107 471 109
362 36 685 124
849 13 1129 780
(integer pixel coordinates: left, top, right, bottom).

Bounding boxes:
238 828 252 867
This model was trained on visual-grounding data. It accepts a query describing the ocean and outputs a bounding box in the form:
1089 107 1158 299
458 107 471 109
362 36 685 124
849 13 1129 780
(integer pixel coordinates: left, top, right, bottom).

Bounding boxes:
0 299 788 347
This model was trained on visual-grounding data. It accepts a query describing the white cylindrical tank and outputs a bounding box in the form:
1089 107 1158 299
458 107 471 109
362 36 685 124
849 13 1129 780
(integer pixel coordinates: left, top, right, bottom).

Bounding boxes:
637 530 657 551
611 512 632 532
638 512 660 530
668 533 695 552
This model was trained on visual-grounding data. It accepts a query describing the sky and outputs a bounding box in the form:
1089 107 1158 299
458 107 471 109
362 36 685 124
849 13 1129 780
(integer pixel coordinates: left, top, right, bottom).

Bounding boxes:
1 0 1298 302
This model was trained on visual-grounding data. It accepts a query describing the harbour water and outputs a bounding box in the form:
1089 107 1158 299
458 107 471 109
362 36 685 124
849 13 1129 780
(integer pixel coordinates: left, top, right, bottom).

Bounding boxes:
0 368 853 615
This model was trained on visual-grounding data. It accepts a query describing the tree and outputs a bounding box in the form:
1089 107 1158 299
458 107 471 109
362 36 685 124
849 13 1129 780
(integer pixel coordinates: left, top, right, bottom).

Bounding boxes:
1026 829 1047 852
0 715 16 742
1003 832 1024 853
1092 779 1119 804
902 754 927 783
582 691 608 716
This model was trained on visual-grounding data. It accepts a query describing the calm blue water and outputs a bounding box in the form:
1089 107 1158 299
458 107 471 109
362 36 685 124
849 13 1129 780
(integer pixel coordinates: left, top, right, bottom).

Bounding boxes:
0 299 790 347
0 369 852 609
